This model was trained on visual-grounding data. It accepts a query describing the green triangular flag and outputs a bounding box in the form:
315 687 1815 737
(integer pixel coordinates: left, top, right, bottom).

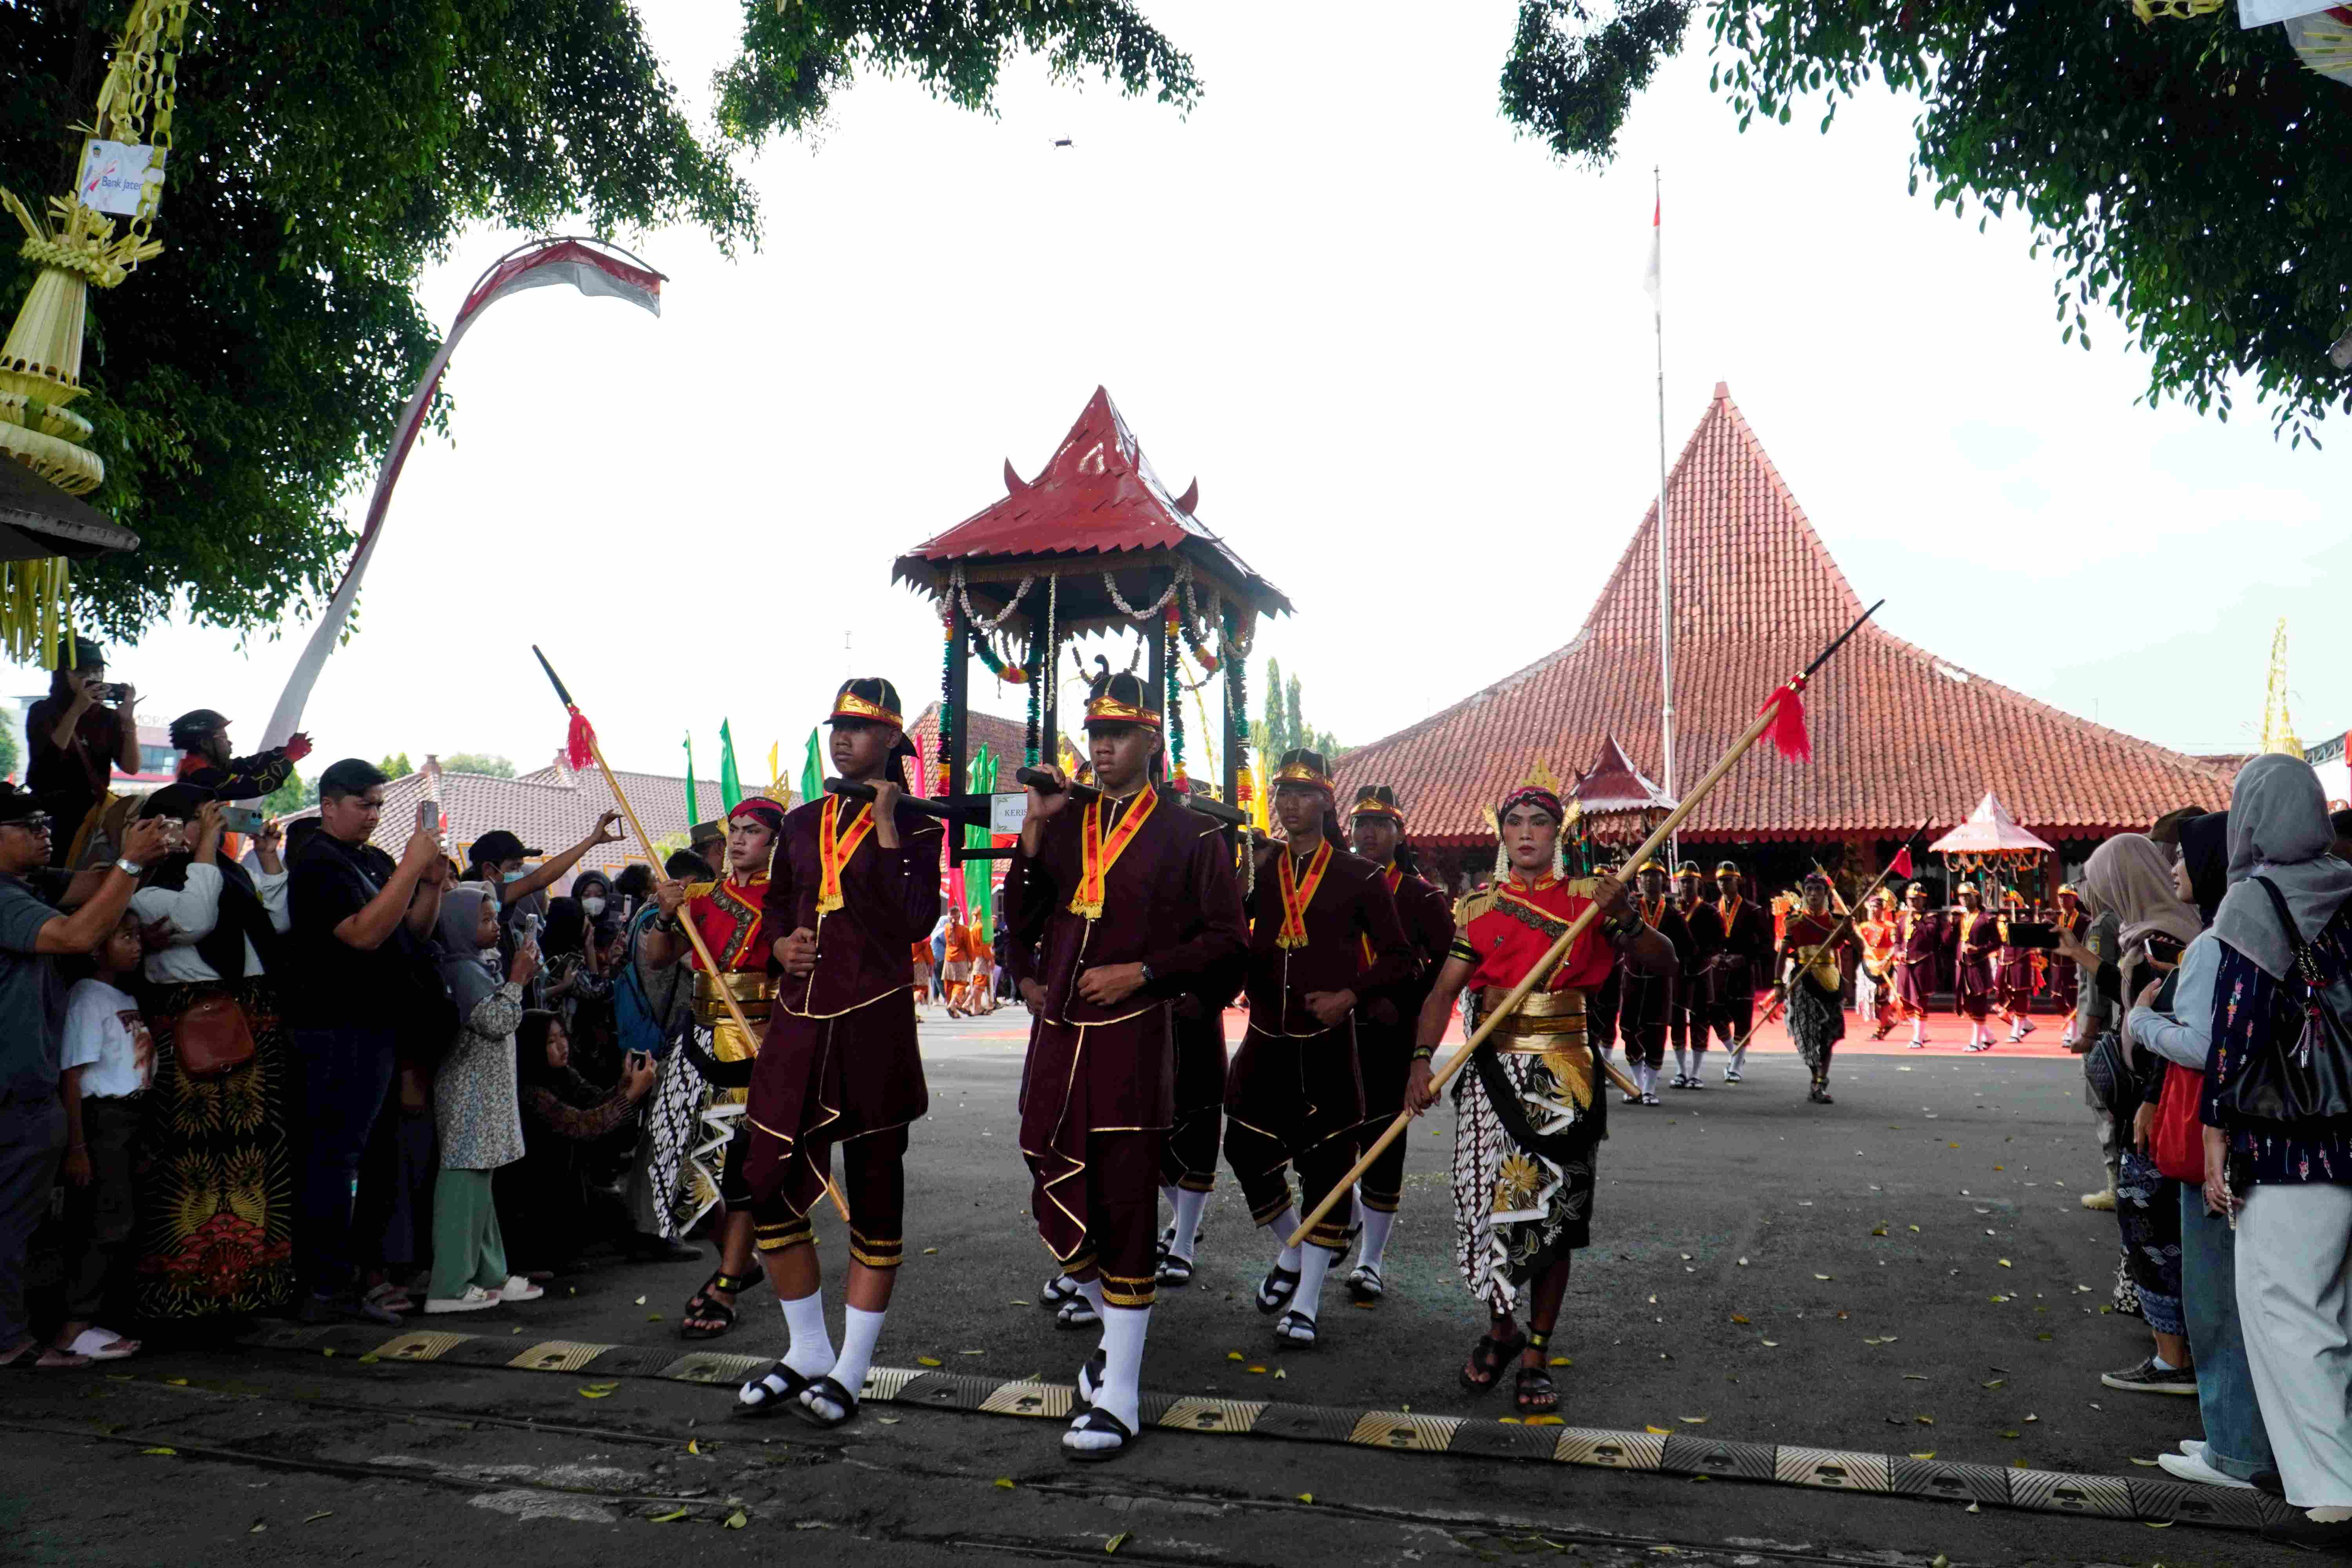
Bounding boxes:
683 733 697 825
798 727 823 810
719 719 744 813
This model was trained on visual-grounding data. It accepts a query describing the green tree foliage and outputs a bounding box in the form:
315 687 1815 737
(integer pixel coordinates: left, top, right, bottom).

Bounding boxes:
0 715 18 782
378 752 414 779
1 1 1200 642
443 751 516 778
1497 2 2350 441
1253 657 1289 762
263 768 318 815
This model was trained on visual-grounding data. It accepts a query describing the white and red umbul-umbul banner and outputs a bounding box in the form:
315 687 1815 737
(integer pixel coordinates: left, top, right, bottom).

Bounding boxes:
262 237 664 749
1643 196 1661 309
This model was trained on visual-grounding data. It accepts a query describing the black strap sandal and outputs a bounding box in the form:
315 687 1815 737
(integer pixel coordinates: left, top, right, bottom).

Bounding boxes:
1155 1252 1194 1287
1273 1308 1319 1347
681 1269 754 1340
1254 1264 1300 1315
1062 1404 1137 1463
1076 1347 1106 1410
733 1359 814 1419
791 1374 860 1429
1514 1364 1559 1415
1056 1294 1100 1329
1040 1274 1081 1309
1345 1261 1385 1302
1459 1327 1527 1393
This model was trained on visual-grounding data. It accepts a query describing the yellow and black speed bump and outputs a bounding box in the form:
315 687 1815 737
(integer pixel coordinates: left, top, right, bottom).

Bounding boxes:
237 1321 2289 1537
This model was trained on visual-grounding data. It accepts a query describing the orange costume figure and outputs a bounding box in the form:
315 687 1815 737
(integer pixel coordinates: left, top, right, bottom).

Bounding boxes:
1857 891 1900 1038
942 906 978 1016
963 917 995 1013
911 940 935 1002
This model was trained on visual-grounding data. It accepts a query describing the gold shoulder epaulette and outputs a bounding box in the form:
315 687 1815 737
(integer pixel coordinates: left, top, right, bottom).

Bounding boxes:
683 880 719 899
1454 885 1499 929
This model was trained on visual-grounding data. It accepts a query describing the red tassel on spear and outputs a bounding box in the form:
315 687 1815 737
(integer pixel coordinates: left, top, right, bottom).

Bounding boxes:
529 646 849 1223
1755 596 1883 764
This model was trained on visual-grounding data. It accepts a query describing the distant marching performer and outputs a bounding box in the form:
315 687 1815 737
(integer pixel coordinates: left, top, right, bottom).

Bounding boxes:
1667 861 1720 1089
1777 871 1858 1105
1406 772 1675 1416
1892 882 1944 1047
1858 889 1898 1037
1708 860 1773 1082
1994 891 2041 1044
730 679 942 1430
2050 884 2089 1046
1949 882 2002 1052
1615 859 1681 1104
1229 749 1415 1349
1342 785 1455 1303
1002 671 1245 1459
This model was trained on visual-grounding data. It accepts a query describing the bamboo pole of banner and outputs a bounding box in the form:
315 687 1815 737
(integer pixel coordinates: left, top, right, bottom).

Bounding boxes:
1725 818 1933 1060
531 648 850 1224
1287 603 1884 1251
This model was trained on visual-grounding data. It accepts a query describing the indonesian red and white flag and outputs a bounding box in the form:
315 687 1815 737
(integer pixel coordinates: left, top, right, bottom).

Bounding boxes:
1642 196 1661 308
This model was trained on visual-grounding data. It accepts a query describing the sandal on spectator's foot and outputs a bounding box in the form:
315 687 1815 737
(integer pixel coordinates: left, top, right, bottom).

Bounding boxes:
61 1327 138 1361
1055 1294 1100 1329
361 1282 414 1316
1062 1405 1138 1461
734 1360 814 1418
1459 1328 1526 1392
1 1339 90 1370
1514 1364 1559 1416
423 1284 502 1315
1254 1264 1301 1314
792 1375 860 1428
681 1269 753 1340
1273 1308 1319 1347
1345 1262 1385 1302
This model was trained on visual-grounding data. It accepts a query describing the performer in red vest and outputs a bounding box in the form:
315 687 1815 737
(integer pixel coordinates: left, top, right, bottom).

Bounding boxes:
1229 749 1416 1349
729 679 943 1428
1342 784 1455 1303
1405 771 1675 1416
1949 882 2002 1051
1777 871 1857 1104
1002 670 1245 1459
1857 889 1900 1038
1891 882 1944 1047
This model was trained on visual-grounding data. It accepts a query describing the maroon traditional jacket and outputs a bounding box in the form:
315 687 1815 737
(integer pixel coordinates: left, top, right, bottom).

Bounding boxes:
1242 840 1417 1037
761 794 944 1017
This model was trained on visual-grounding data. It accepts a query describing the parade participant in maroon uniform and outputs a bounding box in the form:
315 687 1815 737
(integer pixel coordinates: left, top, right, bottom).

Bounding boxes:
1001 671 1245 1459
1616 860 1681 1105
1404 774 1675 1416
1892 882 1943 1047
1708 861 1773 1082
643 797 785 1341
1668 861 1720 1089
1154 780 1245 1293
1777 871 1858 1104
1229 749 1416 1349
1342 785 1454 1303
729 679 942 1429
1949 882 2002 1051
1994 890 2041 1043
2051 884 2089 1045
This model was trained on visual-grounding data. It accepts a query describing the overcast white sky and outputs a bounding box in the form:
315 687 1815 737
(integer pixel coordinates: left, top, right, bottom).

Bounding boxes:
19 2 2348 780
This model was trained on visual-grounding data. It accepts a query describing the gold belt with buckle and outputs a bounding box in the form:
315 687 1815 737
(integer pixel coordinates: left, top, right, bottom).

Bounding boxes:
693 969 775 1031
1477 984 1589 1054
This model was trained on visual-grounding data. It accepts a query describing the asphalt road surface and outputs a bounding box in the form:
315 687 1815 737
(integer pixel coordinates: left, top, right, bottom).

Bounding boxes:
1 1011 2294 1568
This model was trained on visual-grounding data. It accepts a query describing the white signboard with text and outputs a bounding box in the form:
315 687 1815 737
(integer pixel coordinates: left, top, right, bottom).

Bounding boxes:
76 139 163 217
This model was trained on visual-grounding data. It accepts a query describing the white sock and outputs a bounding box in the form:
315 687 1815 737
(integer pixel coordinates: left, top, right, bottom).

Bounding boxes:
1360 1205 1396 1270
816 1304 885 1414
1271 1205 1302 1273
1170 1187 1210 1263
1290 1238 1335 1326
2150 1352 2177 1372
1066 1304 1149 1452
1078 1277 1105 1319
1159 1184 1179 1222
1910 1020 1925 1043
780 1290 835 1379
1672 1045 1690 1079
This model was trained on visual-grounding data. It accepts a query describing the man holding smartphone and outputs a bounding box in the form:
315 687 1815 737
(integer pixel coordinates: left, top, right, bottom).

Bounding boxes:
24 639 140 866
167 709 312 804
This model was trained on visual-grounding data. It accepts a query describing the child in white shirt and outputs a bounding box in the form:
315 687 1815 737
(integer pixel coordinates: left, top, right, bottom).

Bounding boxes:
54 910 151 1361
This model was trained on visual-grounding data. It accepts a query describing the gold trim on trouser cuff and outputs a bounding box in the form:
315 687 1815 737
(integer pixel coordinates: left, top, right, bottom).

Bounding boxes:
755 1217 814 1254
1248 1193 1290 1227
1102 1272 1158 1310
848 1230 903 1270
1176 1175 1217 1194
1358 1190 1401 1214
1305 1219 1352 1252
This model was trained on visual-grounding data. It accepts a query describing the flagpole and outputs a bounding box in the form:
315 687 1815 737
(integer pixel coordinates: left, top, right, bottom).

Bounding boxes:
1651 165 1679 870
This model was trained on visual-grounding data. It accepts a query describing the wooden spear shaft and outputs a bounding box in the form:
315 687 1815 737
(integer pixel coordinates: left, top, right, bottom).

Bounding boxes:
1722 819 1930 1060
584 729 851 1225
1285 693 1792 1251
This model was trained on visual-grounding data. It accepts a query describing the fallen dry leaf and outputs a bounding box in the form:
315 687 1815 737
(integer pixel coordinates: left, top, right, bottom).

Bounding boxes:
1548 1356 1572 1367
1814 1274 1833 1281
2129 1456 2159 1466
1679 1416 1708 1424
303 1510 333 1523
1983 1378 2005 1388
1998 1259 2013 1269
1296 1493 1315 1504
725 1511 748 1530
1760 1339 1779 1347
1910 1452 1935 1460
1106 1532 1129 1554
995 1478 1016 1490
140 1446 176 1456
687 1439 700 1455
648 1508 690 1523
1730 1315 1749 1324
917 1356 944 1367
1226 1350 1245 1361
1646 1425 1673 1435
635 1296 646 1305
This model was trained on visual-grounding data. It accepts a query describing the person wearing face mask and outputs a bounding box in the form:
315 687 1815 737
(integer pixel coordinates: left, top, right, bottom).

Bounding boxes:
572 871 613 924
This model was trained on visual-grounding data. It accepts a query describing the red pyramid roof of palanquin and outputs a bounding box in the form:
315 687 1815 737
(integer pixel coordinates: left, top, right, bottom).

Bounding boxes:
1573 735 1677 816
1335 385 2232 845
893 386 1292 614
1929 791 2056 855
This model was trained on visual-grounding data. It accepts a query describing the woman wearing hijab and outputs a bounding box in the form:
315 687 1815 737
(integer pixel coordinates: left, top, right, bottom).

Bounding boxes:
423 884 542 1314
495 1010 658 1272
2123 809 2279 1492
125 785 299 1321
540 895 617 1080
2201 755 2352 1547
2075 833 2204 1396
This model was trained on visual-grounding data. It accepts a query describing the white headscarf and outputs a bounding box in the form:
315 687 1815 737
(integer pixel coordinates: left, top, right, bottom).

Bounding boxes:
2080 833 2203 954
2211 753 2352 980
